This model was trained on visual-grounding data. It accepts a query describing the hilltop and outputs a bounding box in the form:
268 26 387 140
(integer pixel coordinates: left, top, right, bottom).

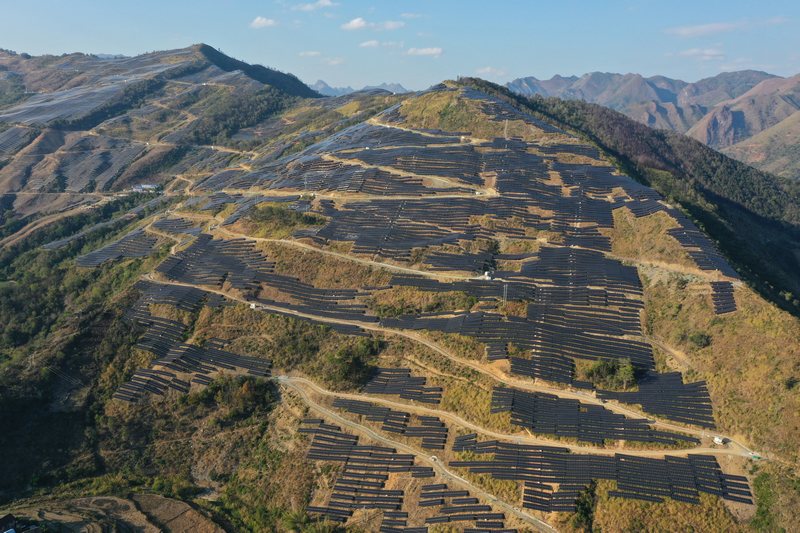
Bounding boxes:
0 46 799 532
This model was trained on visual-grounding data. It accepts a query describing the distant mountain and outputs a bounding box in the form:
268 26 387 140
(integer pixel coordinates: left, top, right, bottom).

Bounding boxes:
312 79 410 97
196 44 319 98
0 43 319 114
507 70 776 132
310 80 355 97
507 70 800 179
687 74 800 148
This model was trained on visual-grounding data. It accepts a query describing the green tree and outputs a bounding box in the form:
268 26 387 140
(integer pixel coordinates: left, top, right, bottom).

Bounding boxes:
571 480 597 532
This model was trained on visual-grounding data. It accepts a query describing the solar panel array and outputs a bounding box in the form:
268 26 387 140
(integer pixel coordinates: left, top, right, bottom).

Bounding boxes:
301 418 517 531
332 398 449 450
151 216 202 236
133 279 227 312
667 221 739 278
384 306 652 371
92 84 754 520
450 441 752 510
363 368 443 404
156 233 275 290
597 372 715 428
300 419 432 523
75 228 159 267
0 125 37 155
421 482 510 530
491 386 697 446
711 281 737 314
112 284 271 403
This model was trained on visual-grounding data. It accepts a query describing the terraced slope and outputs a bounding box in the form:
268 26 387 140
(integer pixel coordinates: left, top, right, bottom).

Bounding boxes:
1 58 800 531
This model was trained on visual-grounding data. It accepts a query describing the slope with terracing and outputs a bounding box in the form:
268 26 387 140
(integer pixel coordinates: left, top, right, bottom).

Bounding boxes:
3 72 800 531
82 83 791 530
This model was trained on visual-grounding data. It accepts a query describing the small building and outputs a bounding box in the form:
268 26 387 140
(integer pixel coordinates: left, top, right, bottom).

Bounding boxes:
131 184 159 193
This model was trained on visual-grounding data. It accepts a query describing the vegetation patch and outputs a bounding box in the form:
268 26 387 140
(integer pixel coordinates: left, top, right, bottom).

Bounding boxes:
240 203 325 239
576 358 636 391
369 286 477 317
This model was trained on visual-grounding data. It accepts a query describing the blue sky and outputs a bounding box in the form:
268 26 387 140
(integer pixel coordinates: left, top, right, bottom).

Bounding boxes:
1 0 798 90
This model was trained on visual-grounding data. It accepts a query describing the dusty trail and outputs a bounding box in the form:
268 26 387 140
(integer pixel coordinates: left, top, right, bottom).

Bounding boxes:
281 375 743 458
142 276 756 460
0 200 109 249
213 225 474 280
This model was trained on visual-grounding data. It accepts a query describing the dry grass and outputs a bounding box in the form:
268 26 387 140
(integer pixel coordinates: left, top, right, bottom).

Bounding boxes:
398 89 555 142
260 241 392 289
604 207 695 268
643 273 800 463
603 204 800 530
581 480 743 533
424 331 486 361
368 286 477 317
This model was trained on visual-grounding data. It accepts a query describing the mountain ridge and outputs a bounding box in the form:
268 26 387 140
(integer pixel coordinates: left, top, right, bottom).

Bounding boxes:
508 69 800 178
312 79 410 96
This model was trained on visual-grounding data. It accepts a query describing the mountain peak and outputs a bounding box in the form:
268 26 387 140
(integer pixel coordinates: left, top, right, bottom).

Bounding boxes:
193 44 320 98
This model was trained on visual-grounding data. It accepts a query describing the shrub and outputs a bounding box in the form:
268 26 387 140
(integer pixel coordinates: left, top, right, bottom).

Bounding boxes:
583 358 636 390
688 331 712 349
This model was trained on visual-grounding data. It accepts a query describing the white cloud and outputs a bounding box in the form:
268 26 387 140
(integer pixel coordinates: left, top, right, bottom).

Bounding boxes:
665 22 740 37
324 57 344 66
665 17 788 37
294 0 337 11
380 21 405 30
299 50 322 57
341 17 405 31
250 16 277 29
407 47 442 58
342 17 368 30
476 66 507 77
676 47 725 61
360 40 405 49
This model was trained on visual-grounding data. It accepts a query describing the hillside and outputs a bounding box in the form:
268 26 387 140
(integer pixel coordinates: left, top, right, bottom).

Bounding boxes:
0 48 799 532
686 75 800 149
477 78 800 315
723 110 800 179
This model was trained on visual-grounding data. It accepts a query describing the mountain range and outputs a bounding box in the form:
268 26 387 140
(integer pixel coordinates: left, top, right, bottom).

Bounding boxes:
508 71 800 179
311 79 410 96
